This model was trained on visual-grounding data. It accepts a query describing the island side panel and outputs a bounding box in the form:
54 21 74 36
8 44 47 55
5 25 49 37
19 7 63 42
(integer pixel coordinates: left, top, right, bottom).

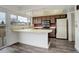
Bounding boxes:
19 32 49 48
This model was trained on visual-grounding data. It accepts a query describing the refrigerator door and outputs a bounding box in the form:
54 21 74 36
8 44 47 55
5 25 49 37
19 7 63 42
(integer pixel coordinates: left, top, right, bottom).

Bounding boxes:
56 18 67 39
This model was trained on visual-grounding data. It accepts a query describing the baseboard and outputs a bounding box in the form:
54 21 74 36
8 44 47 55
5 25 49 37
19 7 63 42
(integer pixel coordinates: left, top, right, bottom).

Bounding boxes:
56 38 68 40
0 42 19 50
19 42 49 49
75 45 79 52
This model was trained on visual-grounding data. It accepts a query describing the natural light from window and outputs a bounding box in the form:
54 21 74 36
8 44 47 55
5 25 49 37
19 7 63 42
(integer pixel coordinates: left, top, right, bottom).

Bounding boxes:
0 12 6 24
10 14 17 22
18 16 28 22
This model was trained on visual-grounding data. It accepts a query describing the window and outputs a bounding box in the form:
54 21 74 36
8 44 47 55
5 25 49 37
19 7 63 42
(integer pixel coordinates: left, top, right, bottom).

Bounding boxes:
0 12 6 24
18 16 31 25
10 14 18 22
10 15 31 25
18 16 28 23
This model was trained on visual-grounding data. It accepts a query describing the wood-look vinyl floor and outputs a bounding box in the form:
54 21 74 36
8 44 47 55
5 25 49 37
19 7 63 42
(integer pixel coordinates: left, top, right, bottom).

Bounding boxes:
0 38 78 53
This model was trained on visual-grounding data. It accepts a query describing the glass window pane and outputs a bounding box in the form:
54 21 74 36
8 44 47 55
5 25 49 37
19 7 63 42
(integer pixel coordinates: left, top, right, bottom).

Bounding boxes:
0 12 6 24
10 14 17 22
18 16 28 22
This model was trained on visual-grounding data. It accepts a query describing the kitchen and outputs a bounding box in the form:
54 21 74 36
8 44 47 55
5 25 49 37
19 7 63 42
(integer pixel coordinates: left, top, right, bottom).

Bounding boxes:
0 5 78 52
11 13 67 49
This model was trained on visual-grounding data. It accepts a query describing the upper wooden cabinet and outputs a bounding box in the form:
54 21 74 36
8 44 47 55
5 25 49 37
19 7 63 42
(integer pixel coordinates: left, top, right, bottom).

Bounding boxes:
32 14 67 24
33 17 42 24
50 17 55 23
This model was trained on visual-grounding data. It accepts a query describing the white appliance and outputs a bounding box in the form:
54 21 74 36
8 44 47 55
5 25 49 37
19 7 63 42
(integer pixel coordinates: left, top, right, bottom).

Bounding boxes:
56 18 67 39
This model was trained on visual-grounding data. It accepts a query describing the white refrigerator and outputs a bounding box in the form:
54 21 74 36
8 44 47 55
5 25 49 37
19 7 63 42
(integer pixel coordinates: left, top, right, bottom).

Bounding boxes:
56 18 67 39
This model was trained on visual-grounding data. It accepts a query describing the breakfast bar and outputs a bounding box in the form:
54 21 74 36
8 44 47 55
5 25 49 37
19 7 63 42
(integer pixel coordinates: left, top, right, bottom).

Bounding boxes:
12 29 52 48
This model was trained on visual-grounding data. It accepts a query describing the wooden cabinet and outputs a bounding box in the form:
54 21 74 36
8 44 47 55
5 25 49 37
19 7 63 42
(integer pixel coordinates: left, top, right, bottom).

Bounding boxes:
33 17 42 24
32 14 67 24
37 17 41 24
48 29 56 38
51 18 55 23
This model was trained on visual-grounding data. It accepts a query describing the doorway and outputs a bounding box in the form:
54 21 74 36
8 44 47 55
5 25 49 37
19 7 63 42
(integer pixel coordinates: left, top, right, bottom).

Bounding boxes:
0 12 6 48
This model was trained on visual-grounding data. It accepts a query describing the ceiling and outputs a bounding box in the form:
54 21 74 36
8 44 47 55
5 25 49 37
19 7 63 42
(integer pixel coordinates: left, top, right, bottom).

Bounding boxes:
0 5 75 17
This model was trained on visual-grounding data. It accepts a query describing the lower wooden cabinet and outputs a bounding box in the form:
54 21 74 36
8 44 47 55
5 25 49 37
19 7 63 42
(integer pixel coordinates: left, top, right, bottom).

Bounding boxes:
48 29 56 38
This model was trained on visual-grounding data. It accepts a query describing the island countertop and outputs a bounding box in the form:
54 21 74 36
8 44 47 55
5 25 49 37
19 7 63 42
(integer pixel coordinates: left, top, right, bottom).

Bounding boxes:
12 28 52 33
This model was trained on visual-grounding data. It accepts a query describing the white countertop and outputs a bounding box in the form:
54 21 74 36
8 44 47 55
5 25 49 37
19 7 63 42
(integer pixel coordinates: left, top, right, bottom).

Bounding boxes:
12 29 52 33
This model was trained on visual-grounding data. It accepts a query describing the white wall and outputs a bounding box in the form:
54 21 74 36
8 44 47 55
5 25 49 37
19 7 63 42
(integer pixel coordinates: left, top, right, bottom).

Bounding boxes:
71 13 75 41
67 12 75 41
67 13 72 41
75 11 79 51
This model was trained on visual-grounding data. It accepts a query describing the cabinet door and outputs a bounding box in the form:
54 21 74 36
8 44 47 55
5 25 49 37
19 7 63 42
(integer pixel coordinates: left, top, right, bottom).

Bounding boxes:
48 29 56 38
37 17 41 24
56 19 67 39
33 18 38 24
51 19 55 23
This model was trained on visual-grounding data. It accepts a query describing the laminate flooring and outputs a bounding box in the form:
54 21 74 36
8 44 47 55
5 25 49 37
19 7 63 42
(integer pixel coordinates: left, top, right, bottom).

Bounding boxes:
0 38 78 53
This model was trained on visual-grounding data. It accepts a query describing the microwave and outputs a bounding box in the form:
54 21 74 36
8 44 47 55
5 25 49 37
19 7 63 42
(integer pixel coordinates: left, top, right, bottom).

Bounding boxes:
42 20 50 28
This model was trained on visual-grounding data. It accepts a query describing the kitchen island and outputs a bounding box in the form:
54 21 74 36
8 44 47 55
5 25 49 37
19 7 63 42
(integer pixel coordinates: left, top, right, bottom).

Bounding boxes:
12 29 52 48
